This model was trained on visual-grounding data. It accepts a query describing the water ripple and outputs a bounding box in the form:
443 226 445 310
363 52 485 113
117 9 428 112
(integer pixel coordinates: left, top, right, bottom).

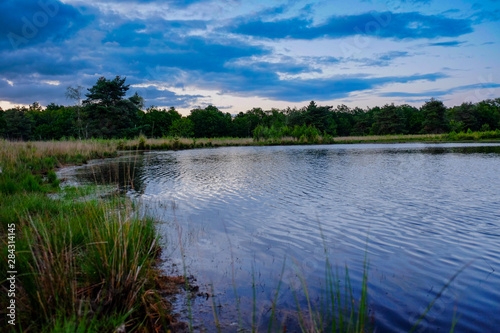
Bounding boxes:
64 143 500 332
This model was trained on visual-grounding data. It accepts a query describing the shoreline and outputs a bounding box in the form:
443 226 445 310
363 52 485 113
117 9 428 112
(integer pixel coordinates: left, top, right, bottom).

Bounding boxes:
116 131 500 151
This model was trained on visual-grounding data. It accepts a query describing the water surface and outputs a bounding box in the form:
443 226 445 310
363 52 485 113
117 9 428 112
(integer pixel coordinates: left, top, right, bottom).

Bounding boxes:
59 143 500 332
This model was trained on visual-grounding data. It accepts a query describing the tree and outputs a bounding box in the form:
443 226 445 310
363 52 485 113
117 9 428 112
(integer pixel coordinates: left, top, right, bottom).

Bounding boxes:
83 76 140 138
0 108 6 138
350 107 373 136
475 99 500 130
140 106 181 137
3 107 33 140
29 106 77 140
333 105 355 137
129 92 145 110
84 76 129 107
371 104 406 135
170 117 194 138
188 105 231 138
304 101 336 135
421 98 448 134
231 112 251 137
447 102 479 132
66 85 85 138
400 104 422 134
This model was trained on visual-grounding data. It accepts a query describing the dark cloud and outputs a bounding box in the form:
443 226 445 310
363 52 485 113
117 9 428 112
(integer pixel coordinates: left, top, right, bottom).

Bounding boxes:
131 85 203 108
229 11 473 40
111 36 270 75
426 40 466 47
471 9 500 23
0 0 92 50
84 0 210 7
0 48 92 79
195 67 447 102
0 79 67 105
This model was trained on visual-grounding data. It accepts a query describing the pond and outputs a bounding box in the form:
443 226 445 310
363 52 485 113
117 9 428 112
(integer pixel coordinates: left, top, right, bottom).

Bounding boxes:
59 143 500 332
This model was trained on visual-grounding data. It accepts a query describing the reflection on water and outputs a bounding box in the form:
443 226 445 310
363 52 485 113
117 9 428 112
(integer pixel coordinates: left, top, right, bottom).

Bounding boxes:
59 143 500 332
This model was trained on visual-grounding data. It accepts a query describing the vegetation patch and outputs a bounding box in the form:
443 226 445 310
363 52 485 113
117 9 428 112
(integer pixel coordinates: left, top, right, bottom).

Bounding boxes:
0 140 180 332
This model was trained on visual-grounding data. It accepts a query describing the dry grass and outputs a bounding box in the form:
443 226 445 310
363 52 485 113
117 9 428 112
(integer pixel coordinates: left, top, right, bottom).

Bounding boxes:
0 139 118 167
333 134 443 142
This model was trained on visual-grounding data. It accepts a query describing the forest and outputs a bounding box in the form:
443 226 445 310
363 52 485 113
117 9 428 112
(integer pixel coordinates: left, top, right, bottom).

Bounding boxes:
1 76 499 141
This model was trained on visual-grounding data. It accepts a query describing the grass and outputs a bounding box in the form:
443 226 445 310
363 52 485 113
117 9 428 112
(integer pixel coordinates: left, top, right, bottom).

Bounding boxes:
116 130 500 151
0 139 173 332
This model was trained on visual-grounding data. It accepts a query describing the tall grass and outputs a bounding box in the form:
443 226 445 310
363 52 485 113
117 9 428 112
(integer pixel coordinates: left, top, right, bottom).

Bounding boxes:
285 256 369 333
0 139 171 332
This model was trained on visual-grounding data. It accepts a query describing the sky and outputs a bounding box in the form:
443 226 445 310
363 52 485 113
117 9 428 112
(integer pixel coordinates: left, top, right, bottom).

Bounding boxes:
0 0 499 115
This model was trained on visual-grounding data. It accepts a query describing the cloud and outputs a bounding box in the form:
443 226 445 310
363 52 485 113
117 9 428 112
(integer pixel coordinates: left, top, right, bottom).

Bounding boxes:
0 48 91 79
111 36 270 75
380 82 500 98
0 0 92 50
0 78 67 105
195 67 447 102
130 85 204 108
426 40 466 47
78 0 211 8
471 9 500 23
229 11 473 40
351 51 410 67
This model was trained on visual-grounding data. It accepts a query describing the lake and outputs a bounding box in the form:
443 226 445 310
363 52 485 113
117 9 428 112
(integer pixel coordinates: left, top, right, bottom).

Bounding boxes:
59 143 500 332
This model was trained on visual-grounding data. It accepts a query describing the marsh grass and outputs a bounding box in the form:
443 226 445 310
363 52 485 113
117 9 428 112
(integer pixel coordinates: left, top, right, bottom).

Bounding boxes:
0 139 171 332
111 131 500 152
281 256 369 333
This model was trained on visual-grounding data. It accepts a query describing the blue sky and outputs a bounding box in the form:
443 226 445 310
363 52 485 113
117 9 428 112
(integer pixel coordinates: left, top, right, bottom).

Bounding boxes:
0 0 499 114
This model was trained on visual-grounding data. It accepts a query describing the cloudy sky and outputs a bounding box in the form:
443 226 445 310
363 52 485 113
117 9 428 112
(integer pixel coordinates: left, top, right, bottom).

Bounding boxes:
0 0 499 115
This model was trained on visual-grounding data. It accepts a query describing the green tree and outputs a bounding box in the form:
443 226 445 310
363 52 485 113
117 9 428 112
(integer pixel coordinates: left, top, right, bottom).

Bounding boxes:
232 112 252 137
447 102 479 132
284 106 307 128
140 107 181 137
84 76 129 107
330 104 355 137
3 107 33 140
83 76 140 138
400 104 423 134
371 104 406 135
188 105 231 138
421 98 448 134
476 99 500 130
304 101 336 135
350 107 373 136
29 106 77 140
170 117 194 138
0 108 6 138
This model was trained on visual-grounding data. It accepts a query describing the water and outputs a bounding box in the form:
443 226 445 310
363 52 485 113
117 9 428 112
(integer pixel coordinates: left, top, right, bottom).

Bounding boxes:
59 143 500 332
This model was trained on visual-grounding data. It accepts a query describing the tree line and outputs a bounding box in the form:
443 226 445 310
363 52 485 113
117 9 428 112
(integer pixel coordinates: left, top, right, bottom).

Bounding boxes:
1 76 499 141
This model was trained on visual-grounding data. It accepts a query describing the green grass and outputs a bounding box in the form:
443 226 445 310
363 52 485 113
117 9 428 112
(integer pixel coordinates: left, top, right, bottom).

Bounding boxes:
0 140 171 332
